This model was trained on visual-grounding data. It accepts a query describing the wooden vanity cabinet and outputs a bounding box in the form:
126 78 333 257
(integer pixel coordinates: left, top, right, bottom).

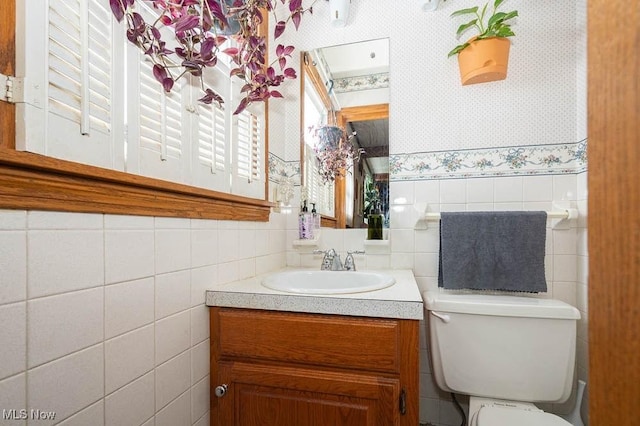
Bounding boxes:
209 307 419 426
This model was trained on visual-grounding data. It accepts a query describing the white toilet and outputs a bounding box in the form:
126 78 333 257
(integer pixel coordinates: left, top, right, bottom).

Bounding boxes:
423 291 581 426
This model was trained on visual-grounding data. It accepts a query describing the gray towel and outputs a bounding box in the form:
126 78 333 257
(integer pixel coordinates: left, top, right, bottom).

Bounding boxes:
438 211 547 292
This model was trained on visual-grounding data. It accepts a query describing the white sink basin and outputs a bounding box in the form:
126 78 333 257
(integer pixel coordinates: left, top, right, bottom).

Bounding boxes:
261 270 396 295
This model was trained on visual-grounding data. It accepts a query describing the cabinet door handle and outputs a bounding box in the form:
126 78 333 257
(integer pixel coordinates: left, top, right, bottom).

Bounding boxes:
214 384 228 398
399 388 406 415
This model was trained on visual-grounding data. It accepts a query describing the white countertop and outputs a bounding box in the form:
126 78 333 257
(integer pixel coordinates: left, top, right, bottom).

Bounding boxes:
205 268 424 320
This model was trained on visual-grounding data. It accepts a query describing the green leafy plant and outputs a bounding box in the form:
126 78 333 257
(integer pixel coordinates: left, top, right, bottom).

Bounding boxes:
447 0 518 58
363 176 380 218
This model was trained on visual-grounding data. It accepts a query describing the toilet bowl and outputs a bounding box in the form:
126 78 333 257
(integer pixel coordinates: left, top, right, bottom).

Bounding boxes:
469 397 572 426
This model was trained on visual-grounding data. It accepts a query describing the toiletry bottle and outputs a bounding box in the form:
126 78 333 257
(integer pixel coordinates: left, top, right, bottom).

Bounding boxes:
298 200 314 239
311 203 320 230
367 202 383 240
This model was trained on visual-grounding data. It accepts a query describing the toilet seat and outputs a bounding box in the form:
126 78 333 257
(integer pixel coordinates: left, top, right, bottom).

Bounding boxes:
475 405 573 426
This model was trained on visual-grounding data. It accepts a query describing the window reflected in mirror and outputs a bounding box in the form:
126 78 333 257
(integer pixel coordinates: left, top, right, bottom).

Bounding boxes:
302 58 335 218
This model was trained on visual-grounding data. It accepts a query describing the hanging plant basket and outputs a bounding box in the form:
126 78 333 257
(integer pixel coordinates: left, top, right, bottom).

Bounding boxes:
315 125 344 151
457 37 511 85
311 125 363 184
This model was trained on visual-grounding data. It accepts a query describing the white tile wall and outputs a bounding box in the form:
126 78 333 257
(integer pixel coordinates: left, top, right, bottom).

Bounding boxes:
28 345 104 425
104 230 155 284
0 373 26 426
0 231 26 305
155 270 191 320
105 372 155 426
105 278 155 339
155 389 191 426
28 288 103 368
28 230 104 298
155 351 191 411
155 311 191 366
0 303 26 380
57 400 104 426
104 325 154 394
155 229 191 274
191 376 210 424
0 210 287 425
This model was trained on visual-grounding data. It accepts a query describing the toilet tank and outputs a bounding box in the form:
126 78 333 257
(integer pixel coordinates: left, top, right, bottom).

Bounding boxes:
424 291 580 403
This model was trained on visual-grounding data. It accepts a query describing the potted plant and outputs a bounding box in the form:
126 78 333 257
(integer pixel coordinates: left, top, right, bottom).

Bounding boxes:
447 0 518 85
363 176 380 218
109 0 317 114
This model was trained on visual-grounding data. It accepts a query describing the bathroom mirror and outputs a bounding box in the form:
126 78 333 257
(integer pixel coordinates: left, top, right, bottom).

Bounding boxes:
300 38 390 229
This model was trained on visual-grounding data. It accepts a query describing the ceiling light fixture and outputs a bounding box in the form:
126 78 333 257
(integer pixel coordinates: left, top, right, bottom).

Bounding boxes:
328 0 350 27
420 0 440 12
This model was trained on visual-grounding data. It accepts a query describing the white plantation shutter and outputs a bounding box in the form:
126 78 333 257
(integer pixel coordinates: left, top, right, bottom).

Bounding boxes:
302 80 333 216
15 1 266 202
192 68 231 192
16 0 124 169
236 110 261 182
232 104 264 199
197 102 227 171
126 52 190 183
304 144 334 217
125 1 190 184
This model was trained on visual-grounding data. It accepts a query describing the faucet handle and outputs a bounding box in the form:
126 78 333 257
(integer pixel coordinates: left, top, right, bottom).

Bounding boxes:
343 250 364 271
316 249 336 271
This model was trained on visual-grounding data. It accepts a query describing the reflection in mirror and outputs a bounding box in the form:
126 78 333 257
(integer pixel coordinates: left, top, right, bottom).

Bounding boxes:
301 38 390 229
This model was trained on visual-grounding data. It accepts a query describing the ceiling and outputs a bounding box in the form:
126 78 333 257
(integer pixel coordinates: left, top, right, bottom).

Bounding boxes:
314 39 390 175
348 119 389 175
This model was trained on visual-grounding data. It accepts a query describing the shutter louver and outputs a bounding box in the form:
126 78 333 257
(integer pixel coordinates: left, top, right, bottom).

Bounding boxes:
139 60 183 161
47 0 82 125
191 66 230 192
48 0 111 135
17 0 122 169
124 1 188 184
237 110 260 182
87 1 113 133
197 102 226 173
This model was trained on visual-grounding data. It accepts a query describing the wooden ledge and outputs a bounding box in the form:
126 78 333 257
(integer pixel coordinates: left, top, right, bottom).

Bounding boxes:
0 148 273 221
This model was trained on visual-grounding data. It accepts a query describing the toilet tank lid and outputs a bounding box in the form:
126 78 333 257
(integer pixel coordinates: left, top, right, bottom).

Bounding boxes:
423 291 580 320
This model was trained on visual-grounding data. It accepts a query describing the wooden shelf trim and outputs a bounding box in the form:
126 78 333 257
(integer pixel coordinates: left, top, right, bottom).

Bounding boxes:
0 148 273 221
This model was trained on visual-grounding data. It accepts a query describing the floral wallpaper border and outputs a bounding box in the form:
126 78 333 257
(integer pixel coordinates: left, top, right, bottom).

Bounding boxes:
269 140 587 184
268 152 301 185
333 73 389 93
389 140 587 181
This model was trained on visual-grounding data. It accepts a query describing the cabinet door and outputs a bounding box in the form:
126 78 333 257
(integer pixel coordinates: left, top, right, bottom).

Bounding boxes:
212 361 400 426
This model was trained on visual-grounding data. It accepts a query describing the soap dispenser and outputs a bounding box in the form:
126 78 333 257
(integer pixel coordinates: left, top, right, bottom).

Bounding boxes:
311 202 320 230
298 200 314 240
367 202 383 240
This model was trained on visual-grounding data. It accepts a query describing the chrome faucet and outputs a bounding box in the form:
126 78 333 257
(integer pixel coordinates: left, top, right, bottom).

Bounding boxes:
314 249 364 271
